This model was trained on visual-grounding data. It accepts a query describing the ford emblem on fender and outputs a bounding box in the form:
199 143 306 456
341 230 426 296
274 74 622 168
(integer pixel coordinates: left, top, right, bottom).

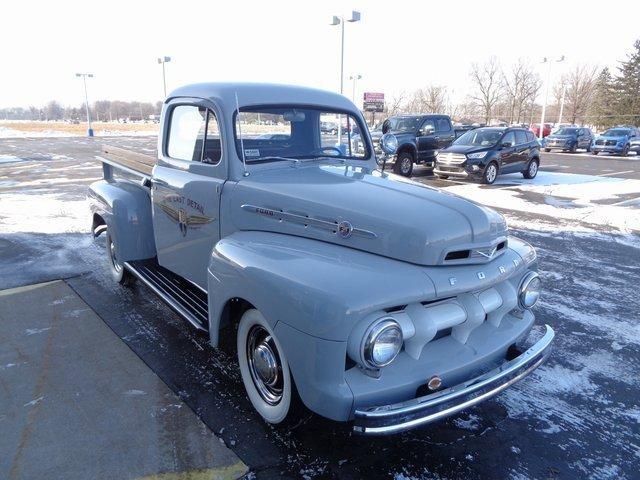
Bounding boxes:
338 220 354 238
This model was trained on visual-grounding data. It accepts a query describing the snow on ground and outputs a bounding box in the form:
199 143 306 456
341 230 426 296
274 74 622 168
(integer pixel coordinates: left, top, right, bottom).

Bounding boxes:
444 171 640 235
0 155 26 164
0 192 89 234
0 126 156 138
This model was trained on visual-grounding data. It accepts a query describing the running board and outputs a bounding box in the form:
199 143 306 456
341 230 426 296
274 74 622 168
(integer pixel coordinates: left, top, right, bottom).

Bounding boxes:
124 259 208 332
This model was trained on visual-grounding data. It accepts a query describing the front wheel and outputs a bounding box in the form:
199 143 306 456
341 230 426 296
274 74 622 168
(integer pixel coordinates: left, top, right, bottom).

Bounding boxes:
237 309 303 425
569 143 577 153
593 151 599 155
435 174 449 179
482 162 498 184
523 158 539 179
106 232 135 286
394 151 414 177
544 148 551 153
620 145 629 157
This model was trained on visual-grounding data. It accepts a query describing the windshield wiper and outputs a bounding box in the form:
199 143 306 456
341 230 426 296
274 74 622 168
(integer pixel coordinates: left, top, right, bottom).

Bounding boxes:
248 156 300 164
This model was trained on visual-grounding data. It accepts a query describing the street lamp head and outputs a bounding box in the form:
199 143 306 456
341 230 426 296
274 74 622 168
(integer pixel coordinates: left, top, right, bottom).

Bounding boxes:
75 73 81 77
330 15 341 26
557 55 565 62
348 10 361 22
88 74 94 78
164 56 171 62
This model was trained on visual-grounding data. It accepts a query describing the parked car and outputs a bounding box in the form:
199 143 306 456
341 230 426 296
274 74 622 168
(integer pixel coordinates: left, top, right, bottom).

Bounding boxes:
434 127 541 184
369 114 456 176
320 121 338 135
88 82 553 435
542 127 594 153
530 123 552 138
454 124 476 138
630 136 640 155
592 126 640 156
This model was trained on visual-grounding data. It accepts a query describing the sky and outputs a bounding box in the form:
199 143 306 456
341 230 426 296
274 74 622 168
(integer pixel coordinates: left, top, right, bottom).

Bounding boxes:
2 0 639 109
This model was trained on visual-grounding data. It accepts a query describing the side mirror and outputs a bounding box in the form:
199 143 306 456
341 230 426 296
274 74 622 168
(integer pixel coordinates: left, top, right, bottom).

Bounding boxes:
380 133 398 155
382 119 391 134
420 126 435 136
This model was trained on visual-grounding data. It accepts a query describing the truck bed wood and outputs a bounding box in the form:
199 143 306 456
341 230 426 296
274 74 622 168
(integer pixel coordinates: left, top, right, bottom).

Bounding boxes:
101 144 156 176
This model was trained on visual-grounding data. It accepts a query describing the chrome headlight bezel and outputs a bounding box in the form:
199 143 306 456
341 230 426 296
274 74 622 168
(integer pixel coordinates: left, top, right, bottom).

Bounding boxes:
361 318 403 368
518 271 541 309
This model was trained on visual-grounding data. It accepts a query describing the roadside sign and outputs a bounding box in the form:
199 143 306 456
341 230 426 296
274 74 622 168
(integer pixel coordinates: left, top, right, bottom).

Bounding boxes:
363 92 384 112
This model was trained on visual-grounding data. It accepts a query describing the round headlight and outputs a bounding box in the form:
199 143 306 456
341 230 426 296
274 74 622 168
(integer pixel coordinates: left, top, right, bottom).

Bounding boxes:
362 318 403 368
519 271 541 309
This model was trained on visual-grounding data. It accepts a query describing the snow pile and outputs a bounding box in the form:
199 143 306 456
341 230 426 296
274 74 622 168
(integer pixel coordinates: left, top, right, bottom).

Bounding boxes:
0 155 27 164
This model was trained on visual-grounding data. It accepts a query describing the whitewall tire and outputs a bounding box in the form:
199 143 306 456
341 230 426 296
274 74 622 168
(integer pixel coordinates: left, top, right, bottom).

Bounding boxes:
237 309 293 424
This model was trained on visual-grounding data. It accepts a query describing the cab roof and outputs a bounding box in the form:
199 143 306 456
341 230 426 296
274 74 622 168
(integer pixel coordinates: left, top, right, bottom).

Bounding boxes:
166 82 357 112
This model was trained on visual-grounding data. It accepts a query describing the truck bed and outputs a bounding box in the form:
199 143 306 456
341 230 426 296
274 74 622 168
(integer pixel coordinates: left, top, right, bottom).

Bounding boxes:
100 144 156 177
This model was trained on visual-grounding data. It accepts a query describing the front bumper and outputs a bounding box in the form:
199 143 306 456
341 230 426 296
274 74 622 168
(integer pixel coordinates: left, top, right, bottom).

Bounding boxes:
353 324 554 435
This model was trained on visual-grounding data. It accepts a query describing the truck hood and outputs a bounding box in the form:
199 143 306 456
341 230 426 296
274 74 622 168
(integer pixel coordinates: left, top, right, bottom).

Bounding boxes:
229 162 508 266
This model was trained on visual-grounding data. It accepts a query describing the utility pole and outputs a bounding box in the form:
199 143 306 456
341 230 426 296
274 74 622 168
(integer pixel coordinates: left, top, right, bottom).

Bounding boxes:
539 55 565 140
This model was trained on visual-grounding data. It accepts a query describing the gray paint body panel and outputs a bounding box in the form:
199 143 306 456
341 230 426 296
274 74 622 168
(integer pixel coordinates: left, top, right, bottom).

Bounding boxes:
89 82 546 425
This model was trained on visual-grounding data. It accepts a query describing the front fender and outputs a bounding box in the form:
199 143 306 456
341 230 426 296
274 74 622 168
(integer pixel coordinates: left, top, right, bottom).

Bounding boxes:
88 180 156 262
206 231 435 345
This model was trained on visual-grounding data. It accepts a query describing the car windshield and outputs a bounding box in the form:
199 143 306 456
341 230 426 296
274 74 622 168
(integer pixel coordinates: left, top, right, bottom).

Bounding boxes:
234 106 368 162
603 129 629 137
386 116 422 132
454 128 504 147
555 128 578 135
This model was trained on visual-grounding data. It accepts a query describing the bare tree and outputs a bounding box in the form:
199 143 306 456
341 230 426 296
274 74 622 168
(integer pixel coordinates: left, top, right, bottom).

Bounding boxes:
563 64 599 124
386 91 406 116
502 59 541 123
470 57 502 124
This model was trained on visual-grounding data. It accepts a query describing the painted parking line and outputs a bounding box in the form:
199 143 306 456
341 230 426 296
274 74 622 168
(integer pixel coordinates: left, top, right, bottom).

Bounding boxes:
598 170 634 177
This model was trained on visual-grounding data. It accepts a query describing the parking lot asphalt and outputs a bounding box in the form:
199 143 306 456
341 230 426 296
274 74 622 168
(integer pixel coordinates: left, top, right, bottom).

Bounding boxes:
1 136 639 479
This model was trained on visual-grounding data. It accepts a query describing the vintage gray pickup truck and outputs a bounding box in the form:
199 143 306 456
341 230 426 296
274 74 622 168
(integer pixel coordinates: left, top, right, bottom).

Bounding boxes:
88 83 553 435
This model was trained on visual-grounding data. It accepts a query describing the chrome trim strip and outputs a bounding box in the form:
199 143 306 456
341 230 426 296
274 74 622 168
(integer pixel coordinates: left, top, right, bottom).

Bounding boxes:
353 325 554 435
93 224 108 238
123 262 208 332
241 204 377 239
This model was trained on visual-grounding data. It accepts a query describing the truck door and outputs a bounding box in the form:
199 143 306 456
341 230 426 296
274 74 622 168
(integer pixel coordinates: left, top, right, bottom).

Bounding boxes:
435 117 456 150
151 101 226 289
416 118 437 162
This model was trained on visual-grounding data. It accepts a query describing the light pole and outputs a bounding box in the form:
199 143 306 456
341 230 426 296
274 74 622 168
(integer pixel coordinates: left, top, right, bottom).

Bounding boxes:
330 11 360 95
157 56 171 98
539 55 565 140
330 11 360 145
75 73 94 137
349 74 362 103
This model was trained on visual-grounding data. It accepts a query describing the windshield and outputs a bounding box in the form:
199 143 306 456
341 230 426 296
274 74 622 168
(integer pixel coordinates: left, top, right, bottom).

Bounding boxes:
555 128 578 135
235 106 368 162
454 128 504 147
603 129 629 137
386 116 422 132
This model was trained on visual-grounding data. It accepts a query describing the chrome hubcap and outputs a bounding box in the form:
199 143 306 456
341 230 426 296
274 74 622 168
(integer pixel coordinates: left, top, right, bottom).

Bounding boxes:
247 326 283 405
108 236 122 273
530 162 538 175
402 158 411 173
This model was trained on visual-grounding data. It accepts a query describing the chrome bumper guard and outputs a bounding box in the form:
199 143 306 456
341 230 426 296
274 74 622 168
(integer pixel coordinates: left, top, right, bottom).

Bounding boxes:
353 324 555 435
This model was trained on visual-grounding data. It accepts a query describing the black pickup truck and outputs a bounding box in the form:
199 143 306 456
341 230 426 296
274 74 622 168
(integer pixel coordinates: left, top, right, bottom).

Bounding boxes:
370 114 456 176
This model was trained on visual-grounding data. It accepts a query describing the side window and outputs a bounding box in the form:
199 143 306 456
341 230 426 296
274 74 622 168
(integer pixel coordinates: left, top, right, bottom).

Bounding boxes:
515 130 528 145
203 110 222 164
502 131 516 146
435 118 451 132
167 105 206 161
421 118 435 134
526 131 535 142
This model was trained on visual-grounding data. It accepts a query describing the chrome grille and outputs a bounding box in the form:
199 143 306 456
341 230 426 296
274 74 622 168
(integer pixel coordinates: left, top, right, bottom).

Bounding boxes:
437 152 466 165
605 140 617 146
595 139 604 145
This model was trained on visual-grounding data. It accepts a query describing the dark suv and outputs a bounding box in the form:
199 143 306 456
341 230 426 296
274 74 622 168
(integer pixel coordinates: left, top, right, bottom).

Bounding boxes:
543 127 593 153
434 127 540 184
371 114 455 176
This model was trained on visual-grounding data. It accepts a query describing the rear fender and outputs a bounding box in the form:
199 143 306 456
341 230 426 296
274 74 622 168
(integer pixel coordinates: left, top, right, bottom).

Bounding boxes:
88 180 156 261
